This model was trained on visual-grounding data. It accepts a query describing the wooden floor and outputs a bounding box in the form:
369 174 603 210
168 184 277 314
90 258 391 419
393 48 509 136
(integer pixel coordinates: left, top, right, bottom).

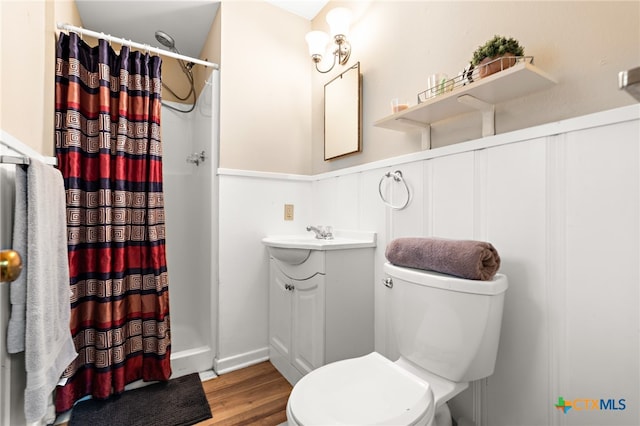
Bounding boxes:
196 361 293 426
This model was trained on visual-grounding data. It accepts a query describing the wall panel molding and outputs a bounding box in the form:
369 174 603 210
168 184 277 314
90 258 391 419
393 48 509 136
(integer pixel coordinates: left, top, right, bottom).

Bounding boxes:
545 134 568 426
474 148 489 426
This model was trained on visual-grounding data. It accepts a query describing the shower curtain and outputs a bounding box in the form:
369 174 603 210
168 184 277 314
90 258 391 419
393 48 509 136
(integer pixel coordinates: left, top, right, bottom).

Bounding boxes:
54 32 171 413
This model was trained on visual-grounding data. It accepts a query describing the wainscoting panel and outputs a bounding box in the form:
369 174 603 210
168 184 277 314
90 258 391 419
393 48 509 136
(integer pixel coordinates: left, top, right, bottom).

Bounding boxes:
311 173 360 230
217 106 639 426
359 168 393 355
217 175 312 372
429 151 475 239
389 161 425 239
426 150 477 423
483 139 549 425
562 121 639 426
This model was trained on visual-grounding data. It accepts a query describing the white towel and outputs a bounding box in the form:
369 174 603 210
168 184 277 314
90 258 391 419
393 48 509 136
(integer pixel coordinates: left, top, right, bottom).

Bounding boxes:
7 159 78 423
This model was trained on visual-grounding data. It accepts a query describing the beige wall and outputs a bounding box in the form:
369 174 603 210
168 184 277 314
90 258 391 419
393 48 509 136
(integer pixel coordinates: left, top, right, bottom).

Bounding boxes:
1 0 80 156
217 1 312 174
195 4 221 94
3 1 638 171
309 1 640 174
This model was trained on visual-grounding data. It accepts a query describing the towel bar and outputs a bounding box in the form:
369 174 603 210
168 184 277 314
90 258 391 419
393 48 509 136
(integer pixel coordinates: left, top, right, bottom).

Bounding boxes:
0 155 30 165
0 154 57 166
378 170 411 210
0 249 22 282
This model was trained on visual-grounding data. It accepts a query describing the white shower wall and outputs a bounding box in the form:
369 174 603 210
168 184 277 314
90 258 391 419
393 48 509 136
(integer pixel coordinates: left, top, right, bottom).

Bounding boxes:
162 71 219 378
217 104 640 426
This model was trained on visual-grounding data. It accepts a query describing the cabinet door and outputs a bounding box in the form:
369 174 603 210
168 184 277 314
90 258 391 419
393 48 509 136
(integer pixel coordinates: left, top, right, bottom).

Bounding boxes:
292 274 325 375
269 264 292 359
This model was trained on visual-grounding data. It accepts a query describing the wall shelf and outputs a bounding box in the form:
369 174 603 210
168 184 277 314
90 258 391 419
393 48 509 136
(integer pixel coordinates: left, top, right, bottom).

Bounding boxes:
374 61 556 148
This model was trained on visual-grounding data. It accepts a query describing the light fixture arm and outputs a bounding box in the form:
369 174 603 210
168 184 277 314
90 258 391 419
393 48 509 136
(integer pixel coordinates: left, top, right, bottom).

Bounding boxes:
313 35 351 74
305 7 353 74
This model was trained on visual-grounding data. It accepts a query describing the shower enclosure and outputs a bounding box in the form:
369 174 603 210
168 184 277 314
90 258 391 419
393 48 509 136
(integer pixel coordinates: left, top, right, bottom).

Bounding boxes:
162 70 219 379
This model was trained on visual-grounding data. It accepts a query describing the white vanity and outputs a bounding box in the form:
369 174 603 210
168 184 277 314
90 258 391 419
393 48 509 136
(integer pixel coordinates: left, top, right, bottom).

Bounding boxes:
262 231 376 385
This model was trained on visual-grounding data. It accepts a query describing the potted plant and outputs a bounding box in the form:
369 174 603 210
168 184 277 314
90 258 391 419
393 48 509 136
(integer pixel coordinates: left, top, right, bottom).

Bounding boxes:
471 35 524 78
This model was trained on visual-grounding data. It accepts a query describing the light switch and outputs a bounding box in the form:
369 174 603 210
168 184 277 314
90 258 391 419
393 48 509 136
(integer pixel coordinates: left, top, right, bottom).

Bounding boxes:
284 204 294 221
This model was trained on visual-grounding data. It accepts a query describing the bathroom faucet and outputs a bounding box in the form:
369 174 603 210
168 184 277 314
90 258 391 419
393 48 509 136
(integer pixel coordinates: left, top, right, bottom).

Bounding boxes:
306 225 334 240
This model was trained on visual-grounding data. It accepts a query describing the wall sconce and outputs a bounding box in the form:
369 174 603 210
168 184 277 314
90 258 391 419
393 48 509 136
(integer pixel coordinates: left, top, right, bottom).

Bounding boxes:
305 7 352 74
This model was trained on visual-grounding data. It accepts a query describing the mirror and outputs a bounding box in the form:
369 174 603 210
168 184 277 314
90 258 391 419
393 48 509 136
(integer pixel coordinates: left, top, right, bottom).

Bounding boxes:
324 62 361 160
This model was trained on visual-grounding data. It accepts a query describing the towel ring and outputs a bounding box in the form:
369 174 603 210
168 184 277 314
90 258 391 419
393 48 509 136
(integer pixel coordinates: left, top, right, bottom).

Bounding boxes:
378 170 411 210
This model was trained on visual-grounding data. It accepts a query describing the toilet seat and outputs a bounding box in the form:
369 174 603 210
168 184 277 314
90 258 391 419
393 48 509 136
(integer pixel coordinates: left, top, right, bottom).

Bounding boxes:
287 352 435 426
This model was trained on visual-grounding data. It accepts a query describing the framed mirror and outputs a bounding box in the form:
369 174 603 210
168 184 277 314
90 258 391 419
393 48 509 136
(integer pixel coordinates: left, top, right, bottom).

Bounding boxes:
324 62 361 161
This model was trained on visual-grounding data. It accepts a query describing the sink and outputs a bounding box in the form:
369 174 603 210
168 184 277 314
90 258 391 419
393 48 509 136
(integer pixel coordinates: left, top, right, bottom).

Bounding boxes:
262 230 376 264
263 246 312 265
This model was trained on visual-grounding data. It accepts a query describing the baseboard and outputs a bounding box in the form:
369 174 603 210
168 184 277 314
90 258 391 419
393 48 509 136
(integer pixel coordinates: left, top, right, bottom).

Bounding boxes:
269 346 302 386
214 347 269 375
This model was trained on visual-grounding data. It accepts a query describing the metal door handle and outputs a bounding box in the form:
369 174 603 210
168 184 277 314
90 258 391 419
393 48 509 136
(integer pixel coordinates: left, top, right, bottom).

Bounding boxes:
1 249 22 282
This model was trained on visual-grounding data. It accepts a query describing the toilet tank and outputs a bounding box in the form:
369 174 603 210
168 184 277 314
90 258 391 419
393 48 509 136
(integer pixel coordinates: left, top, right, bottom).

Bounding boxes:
384 262 508 383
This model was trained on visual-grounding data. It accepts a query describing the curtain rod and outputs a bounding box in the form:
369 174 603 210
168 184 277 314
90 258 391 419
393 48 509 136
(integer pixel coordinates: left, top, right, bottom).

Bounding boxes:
56 22 219 70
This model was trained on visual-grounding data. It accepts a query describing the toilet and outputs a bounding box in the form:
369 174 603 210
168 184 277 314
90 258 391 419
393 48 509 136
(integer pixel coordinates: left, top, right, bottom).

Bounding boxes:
286 262 508 426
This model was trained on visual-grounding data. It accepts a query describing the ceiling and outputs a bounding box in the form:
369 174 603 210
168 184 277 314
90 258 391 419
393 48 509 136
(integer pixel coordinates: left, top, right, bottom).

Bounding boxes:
265 1 328 20
76 1 328 59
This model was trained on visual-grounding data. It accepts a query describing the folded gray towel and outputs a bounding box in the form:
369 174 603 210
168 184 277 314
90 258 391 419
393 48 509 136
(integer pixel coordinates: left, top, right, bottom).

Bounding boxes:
9 159 78 423
385 237 501 281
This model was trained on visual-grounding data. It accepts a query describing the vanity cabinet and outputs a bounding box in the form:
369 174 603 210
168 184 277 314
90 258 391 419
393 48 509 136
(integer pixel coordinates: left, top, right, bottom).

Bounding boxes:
267 247 374 386
270 266 324 377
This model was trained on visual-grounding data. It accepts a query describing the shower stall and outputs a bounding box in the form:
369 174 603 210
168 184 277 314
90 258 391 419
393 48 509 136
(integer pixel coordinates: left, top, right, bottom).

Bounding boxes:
162 70 220 379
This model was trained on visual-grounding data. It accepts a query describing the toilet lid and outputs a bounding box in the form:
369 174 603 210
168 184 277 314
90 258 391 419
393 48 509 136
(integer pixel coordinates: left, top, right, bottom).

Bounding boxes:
288 352 434 425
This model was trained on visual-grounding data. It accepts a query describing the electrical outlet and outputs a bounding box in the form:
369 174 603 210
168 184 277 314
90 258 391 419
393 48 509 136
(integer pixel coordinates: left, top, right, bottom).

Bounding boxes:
284 204 294 221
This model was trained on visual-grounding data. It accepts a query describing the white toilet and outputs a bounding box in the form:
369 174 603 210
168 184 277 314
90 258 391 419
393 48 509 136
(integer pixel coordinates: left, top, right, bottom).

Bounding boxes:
286 262 508 426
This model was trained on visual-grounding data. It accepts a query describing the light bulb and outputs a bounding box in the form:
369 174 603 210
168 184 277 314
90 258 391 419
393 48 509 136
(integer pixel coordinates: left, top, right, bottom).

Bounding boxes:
326 7 352 38
305 30 330 59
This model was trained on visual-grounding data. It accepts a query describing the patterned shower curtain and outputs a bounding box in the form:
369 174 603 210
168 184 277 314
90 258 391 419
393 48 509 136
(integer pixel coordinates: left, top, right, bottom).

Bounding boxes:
54 32 171 413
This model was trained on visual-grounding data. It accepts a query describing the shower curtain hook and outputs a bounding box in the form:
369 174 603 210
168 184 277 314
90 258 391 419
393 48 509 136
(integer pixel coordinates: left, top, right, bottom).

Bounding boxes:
68 28 79 39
